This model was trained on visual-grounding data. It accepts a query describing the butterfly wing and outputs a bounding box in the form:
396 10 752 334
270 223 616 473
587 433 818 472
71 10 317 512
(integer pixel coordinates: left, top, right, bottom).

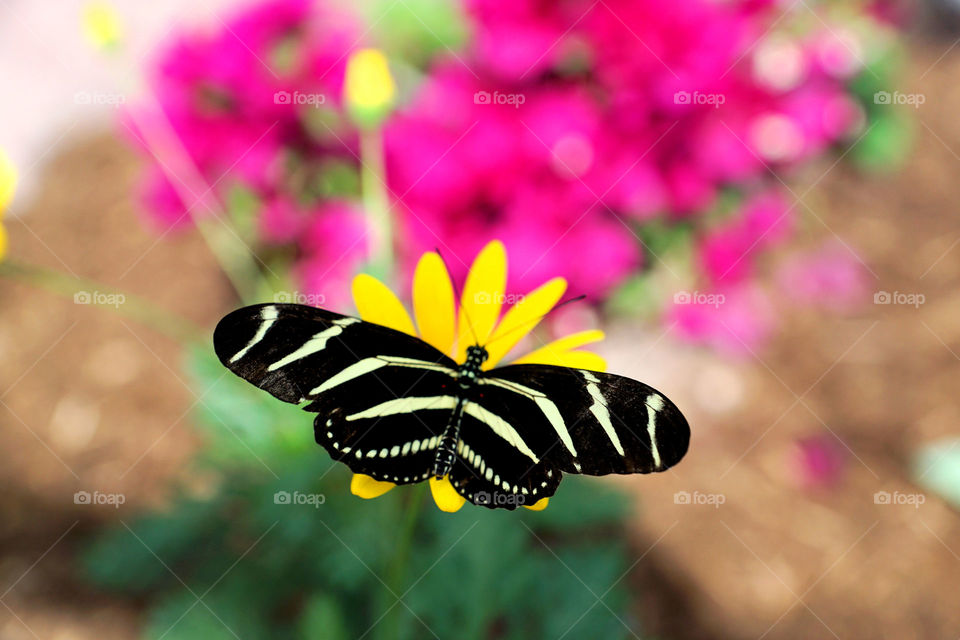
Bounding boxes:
214 303 460 484
448 364 690 508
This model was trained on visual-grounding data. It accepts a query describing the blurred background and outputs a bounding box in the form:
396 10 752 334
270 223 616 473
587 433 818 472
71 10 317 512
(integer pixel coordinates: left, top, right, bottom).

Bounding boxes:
2 0 959 638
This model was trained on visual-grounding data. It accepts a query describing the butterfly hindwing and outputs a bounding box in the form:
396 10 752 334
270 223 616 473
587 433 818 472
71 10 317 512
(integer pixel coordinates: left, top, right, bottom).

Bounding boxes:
308 378 458 485
446 408 563 510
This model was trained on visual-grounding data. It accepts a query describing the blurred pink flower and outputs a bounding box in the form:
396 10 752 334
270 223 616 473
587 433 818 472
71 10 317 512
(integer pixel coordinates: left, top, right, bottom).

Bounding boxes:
386 67 642 298
295 203 370 309
699 192 794 285
776 243 869 312
668 283 776 356
127 0 359 227
124 0 890 351
788 433 848 489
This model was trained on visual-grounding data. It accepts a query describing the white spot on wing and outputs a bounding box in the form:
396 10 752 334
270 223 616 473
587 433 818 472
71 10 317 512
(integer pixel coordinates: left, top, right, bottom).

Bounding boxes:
646 394 664 468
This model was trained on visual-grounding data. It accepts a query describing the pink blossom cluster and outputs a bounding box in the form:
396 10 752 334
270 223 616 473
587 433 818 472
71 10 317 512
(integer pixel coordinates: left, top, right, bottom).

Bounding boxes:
127 0 882 349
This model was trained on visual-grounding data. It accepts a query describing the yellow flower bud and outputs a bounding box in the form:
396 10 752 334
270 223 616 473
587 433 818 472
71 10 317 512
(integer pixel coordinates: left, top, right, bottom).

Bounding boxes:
82 2 123 52
0 148 16 215
344 49 396 129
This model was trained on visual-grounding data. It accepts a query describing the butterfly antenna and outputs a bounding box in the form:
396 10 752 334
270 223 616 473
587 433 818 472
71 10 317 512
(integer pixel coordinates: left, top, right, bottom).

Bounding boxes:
482 294 587 348
434 247 480 346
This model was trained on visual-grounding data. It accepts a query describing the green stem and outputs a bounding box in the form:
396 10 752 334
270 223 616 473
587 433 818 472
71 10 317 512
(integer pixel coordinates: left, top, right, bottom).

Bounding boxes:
124 96 269 305
194 216 265 305
0 260 204 343
359 127 394 283
380 483 428 640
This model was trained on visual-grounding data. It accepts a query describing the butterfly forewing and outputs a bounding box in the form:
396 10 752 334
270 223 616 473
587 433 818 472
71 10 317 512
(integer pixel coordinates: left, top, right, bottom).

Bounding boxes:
472 365 690 477
214 303 457 403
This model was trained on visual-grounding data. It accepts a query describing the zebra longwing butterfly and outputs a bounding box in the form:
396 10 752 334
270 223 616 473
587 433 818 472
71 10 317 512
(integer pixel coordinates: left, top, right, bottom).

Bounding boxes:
214 303 690 510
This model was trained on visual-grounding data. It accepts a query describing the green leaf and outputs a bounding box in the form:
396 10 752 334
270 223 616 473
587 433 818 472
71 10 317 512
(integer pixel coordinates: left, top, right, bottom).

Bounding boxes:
299 594 350 640
184 343 312 463
522 476 631 531
355 0 468 66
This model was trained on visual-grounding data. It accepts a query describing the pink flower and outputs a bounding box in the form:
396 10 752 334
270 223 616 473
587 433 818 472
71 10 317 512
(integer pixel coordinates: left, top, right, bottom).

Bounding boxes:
386 68 641 298
259 196 309 244
296 203 370 309
668 283 776 356
699 191 794 285
128 0 359 228
788 433 847 489
776 243 868 312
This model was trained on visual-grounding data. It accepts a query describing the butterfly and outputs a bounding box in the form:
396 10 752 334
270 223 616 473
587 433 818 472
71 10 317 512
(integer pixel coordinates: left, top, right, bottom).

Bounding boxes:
214 303 690 510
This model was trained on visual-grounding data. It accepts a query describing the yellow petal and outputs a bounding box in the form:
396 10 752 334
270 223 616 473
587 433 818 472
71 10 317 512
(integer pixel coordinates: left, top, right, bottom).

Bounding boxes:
352 273 417 336
82 2 123 51
0 224 7 262
483 277 567 370
456 240 507 362
513 348 606 372
0 148 16 214
523 497 549 511
511 330 605 365
413 252 456 356
429 476 466 512
351 473 396 499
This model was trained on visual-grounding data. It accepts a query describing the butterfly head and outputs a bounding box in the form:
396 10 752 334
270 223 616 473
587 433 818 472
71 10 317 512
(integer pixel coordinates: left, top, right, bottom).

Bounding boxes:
464 345 488 368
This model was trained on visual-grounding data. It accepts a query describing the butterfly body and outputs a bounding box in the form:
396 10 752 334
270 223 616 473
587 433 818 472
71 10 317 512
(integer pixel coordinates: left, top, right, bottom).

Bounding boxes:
214 304 690 510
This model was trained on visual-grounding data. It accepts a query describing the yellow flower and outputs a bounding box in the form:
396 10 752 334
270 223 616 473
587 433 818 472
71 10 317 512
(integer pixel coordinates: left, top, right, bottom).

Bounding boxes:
349 240 606 512
344 49 396 129
0 148 16 261
81 2 123 52
0 148 15 214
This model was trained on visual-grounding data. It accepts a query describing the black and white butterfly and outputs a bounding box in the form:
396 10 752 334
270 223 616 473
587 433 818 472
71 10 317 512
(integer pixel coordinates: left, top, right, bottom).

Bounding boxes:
213 303 690 510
